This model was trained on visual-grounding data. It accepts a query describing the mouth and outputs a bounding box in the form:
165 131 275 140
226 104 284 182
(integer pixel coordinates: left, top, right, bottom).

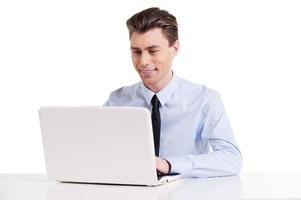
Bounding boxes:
140 68 158 77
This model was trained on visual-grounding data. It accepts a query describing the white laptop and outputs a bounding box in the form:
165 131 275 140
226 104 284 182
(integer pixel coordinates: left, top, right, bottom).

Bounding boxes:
39 106 180 186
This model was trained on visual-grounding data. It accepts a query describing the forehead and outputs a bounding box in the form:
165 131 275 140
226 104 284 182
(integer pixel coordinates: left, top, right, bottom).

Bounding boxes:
130 28 169 48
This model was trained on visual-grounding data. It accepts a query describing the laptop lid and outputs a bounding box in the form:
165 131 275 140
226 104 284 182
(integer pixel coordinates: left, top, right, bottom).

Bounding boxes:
39 106 160 185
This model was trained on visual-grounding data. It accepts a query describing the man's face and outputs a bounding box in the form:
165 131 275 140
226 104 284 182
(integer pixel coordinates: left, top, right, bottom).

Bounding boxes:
130 28 179 92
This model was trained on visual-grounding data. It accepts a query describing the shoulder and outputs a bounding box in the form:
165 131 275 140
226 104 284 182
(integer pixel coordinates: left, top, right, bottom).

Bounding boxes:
177 77 220 100
176 77 226 117
104 82 141 106
109 82 140 97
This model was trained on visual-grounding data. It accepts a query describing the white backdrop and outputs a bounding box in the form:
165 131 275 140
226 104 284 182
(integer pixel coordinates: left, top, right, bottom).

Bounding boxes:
0 0 300 173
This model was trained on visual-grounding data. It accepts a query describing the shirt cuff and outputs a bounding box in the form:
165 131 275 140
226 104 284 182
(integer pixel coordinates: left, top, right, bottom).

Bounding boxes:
164 156 194 174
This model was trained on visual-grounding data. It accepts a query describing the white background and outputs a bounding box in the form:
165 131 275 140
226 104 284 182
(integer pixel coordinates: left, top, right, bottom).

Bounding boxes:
0 0 300 173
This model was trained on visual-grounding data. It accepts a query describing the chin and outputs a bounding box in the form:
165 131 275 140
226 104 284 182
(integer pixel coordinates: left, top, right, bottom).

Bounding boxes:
142 78 155 85
142 78 157 87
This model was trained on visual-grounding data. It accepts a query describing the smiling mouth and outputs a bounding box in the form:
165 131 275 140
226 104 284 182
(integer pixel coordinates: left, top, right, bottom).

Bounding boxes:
140 69 157 77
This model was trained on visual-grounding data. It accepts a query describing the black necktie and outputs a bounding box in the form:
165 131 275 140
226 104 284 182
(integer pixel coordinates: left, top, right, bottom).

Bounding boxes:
151 95 161 157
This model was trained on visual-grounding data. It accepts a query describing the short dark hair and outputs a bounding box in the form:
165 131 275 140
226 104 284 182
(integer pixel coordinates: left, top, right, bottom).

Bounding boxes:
126 7 178 46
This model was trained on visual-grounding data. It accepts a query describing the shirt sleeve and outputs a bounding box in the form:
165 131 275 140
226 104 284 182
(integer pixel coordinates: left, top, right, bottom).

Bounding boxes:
103 99 111 106
103 93 113 106
164 93 242 178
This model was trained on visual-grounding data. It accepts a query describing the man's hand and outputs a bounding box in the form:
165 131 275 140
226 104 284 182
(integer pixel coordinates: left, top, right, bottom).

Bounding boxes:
155 156 170 175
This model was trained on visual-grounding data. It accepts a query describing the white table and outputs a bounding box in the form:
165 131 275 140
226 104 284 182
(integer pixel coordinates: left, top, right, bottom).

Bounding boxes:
1 173 301 200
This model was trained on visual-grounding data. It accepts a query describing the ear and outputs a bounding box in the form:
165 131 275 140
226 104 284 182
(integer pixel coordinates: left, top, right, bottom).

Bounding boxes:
171 40 179 57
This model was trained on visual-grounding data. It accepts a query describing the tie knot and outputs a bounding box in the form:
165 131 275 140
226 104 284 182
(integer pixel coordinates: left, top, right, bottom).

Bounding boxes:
151 95 160 108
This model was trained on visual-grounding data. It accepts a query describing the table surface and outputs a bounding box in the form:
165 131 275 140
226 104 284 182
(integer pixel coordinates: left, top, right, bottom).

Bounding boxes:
1 173 301 200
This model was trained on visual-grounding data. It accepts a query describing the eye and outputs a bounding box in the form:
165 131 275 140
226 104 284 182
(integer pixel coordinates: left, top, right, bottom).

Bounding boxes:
149 50 159 54
132 50 141 55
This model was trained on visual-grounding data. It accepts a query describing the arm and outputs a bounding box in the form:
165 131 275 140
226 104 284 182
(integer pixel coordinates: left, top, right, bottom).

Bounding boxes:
164 93 242 178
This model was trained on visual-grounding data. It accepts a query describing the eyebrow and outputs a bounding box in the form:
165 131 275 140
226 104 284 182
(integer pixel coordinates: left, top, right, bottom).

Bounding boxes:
130 45 160 51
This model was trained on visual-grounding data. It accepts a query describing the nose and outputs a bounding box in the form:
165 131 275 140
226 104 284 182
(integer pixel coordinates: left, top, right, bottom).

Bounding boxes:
139 52 151 67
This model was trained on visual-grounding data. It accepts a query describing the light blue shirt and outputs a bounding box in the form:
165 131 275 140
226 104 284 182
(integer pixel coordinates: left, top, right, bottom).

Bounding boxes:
104 74 242 178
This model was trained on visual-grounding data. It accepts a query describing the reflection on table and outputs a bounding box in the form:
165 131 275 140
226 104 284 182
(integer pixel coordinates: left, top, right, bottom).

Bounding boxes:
46 176 241 200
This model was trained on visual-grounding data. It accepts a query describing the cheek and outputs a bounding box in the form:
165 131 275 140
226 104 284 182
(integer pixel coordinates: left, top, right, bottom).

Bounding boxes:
156 53 172 68
131 55 138 66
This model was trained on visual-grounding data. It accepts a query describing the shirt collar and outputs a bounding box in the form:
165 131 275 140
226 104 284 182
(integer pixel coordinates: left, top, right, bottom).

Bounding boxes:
140 72 179 107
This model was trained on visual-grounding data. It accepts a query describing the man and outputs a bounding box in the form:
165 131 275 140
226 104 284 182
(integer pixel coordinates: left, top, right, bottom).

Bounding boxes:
104 7 242 178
